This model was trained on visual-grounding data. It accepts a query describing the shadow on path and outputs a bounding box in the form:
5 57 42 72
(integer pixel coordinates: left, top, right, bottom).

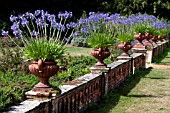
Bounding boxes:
127 94 160 98
144 76 170 79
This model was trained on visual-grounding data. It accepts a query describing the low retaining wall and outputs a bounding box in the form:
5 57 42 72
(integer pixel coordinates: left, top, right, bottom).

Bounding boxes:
4 40 169 113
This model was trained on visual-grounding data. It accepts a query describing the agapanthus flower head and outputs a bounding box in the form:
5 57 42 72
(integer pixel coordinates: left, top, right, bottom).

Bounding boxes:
1 9 76 48
89 12 95 16
12 29 22 38
31 30 39 37
25 12 35 20
1 30 8 36
66 22 76 29
34 10 41 16
73 32 79 37
11 22 19 31
81 27 88 34
58 11 72 19
10 15 18 22
1 9 78 62
155 22 168 29
47 14 56 22
21 17 29 27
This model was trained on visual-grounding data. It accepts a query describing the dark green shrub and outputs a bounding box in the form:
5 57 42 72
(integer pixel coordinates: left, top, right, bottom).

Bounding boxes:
57 55 97 82
0 71 38 112
0 39 5 47
57 54 115 82
109 45 123 61
0 47 30 74
0 38 24 47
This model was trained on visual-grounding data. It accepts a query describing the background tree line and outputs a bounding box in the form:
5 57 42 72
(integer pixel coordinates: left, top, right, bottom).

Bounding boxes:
0 0 169 30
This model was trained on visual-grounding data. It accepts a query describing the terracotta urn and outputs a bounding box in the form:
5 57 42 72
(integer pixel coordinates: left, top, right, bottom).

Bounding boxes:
29 59 59 92
118 42 132 57
143 33 153 46
133 33 145 48
91 47 110 68
145 33 153 40
158 35 165 42
151 36 158 46
134 33 145 43
157 35 162 40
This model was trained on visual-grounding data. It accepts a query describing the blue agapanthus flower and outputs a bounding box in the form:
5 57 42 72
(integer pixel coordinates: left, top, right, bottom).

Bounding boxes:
31 30 39 37
1 30 8 36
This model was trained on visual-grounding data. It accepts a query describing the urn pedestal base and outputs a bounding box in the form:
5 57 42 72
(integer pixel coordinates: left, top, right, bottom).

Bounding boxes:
133 42 145 49
151 41 157 47
32 82 52 92
143 40 152 47
90 66 110 74
25 90 59 99
132 48 147 54
94 62 107 68
117 55 132 60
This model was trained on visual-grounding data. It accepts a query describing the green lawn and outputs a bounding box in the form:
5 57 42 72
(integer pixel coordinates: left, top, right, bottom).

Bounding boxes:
152 48 170 65
66 45 93 56
86 68 170 113
0 45 93 57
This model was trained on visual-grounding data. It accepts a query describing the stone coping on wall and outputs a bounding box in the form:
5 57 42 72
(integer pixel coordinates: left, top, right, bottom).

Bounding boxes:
131 53 143 58
60 73 101 94
107 53 144 69
3 99 51 113
107 59 129 70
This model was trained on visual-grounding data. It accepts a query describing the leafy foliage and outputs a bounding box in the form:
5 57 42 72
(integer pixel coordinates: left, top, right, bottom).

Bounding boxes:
99 0 170 20
0 47 29 74
146 25 155 34
117 33 134 43
0 37 24 47
133 22 148 34
0 71 38 112
57 55 97 82
158 28 170 36
23 39 65 61
153 29 160 36
87 33 114 48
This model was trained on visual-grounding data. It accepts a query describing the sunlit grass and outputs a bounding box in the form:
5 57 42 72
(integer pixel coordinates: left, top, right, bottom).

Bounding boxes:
66 45 93 56
87 68 170 113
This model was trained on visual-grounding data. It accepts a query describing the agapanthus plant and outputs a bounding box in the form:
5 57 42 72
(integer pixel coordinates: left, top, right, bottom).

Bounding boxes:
117 32 134 43
133 22 148 34
72 12 117 47
158 28 169 36
1 10 76 61
145 25 155 34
